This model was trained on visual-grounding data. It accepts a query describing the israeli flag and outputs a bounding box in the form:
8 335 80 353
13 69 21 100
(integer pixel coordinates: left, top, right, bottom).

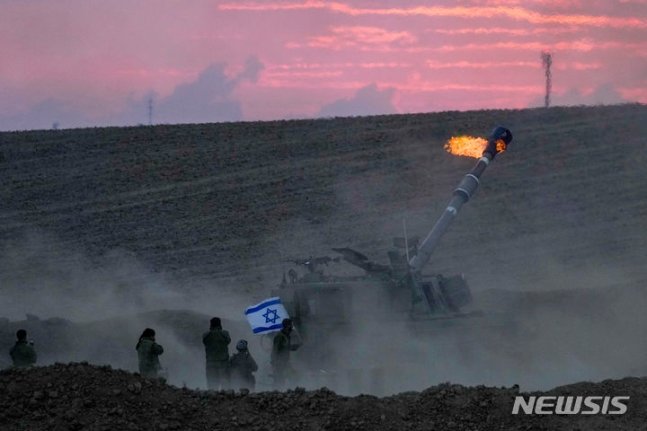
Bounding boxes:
245 297 290 334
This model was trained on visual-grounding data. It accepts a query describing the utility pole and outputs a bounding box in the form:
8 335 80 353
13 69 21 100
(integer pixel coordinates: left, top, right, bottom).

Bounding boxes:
541 51 552 108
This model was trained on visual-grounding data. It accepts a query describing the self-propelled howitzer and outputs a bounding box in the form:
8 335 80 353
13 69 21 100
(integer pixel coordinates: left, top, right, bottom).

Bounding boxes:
405 126 513 312
272 126 513 353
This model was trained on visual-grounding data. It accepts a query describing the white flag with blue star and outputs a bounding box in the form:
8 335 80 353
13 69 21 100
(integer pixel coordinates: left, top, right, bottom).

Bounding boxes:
245 297 290 334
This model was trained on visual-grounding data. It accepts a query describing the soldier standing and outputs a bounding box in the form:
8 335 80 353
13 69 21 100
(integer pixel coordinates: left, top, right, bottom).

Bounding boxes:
136 328 164 378
229 339 258 391
9 329 37 368
271 318 299 389
203 317 231 390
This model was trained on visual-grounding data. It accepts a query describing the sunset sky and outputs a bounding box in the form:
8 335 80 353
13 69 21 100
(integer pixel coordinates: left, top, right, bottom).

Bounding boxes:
1 0 645 130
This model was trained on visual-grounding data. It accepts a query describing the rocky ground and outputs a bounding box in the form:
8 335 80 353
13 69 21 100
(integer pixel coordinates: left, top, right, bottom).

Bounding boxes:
2 363 647 431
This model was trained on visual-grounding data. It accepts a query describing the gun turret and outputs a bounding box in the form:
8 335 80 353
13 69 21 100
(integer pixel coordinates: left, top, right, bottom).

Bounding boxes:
409 126 512 274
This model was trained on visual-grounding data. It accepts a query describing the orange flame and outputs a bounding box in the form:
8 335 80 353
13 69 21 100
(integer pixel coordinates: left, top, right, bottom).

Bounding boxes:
444 135 488 158
496 139 507 154
444 136 508 158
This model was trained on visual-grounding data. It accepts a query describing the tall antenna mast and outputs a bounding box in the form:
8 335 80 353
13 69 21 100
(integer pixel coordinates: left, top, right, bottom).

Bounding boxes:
541 51 552 108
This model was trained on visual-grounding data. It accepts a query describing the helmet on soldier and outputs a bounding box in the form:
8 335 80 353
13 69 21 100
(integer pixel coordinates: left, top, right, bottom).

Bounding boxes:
210 317 222 329
142 328 155 338
236 339 248 351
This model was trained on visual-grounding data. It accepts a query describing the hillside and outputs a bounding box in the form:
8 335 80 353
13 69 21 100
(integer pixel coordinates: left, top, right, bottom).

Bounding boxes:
0 105 645 295
1 105 647 401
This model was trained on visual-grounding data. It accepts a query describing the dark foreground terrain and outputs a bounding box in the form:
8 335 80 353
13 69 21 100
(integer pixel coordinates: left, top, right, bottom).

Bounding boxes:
2 363 647 431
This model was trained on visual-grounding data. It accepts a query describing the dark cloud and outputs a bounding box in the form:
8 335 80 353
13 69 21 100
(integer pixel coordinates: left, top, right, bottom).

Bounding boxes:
154 56 264 124
0 56 264 130
236 56 265 84
530 82 632 108
318 84 398 118
155 63 241 124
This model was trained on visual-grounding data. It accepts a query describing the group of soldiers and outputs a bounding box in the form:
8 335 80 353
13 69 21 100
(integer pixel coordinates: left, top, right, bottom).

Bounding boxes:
140 316 300 390
8 316 299 391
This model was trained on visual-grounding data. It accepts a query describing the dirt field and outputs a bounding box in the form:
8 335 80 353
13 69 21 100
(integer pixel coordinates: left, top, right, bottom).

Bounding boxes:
0 104 645 291
0 105 646 428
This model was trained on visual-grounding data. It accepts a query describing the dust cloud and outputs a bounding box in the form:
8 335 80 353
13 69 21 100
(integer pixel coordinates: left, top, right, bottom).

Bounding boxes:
282 260 647 395
0 230 254 389
247 198 647 395
255 150 647 395
1 222 646 395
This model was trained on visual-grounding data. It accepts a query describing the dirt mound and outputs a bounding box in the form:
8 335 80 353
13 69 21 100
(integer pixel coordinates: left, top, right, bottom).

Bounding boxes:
1 363 645 430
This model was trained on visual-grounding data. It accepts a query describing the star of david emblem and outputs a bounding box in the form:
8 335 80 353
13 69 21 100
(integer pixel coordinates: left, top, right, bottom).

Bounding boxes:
262 308 280 324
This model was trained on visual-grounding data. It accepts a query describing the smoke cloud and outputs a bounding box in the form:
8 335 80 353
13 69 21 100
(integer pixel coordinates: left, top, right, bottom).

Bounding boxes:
530 82 632 107
318 84 398 118
0 230 255 389
0 57 265 131
153 57 264 124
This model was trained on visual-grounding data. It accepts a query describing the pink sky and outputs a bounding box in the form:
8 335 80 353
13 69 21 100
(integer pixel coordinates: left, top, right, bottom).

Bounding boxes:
1 0 645 130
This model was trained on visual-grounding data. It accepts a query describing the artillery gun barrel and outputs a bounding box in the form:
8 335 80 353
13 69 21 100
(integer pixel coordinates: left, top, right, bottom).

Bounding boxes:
409 126 513 273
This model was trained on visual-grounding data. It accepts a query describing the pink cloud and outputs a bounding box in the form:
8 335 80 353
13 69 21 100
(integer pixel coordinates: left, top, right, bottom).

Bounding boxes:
556 62 603 71
264 70 344 78
261 61 413 83
269 62 410 69
1 0 645 129
357 62 412 69
257 78 368 89
430 27 581 36
425 60 601 71
287 26 421 52
434 40 645 52
219 2 647 29
306 26 417 49
256 75 543 94
394 83 543 93
427 60 538 69
466 0 586 8
618 87 647 100
113 68 197 79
